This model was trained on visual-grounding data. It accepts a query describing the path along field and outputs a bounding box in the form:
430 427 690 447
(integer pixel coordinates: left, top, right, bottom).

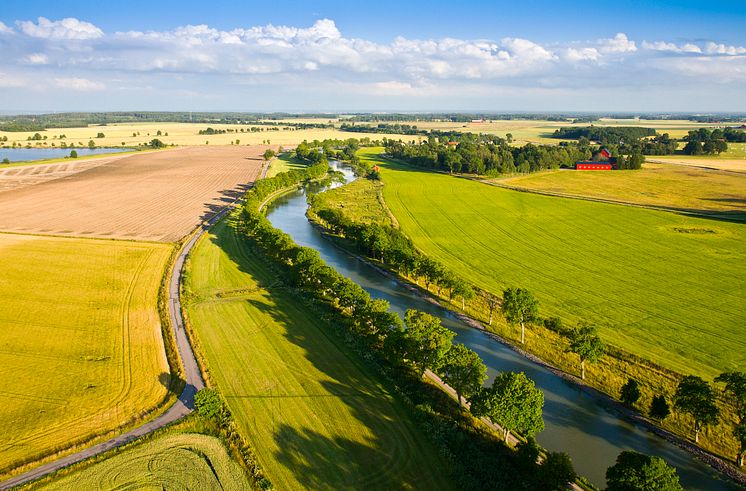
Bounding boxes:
0 146 265 242
367 150 746 378
0 233 171 477
184 215 453 490
32 433 248 491
495 162 746 218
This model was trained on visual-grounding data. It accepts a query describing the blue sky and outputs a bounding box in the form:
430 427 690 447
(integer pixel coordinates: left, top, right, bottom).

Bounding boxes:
1 1 745 112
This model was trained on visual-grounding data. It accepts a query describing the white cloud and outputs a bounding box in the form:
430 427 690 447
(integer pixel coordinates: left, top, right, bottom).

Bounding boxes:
705 42 746 55
0 17 744 109
642 40 702 53
0 21 13 34
598 33 637 54
17 17 103 40
23 53 49 65
54 77 105 91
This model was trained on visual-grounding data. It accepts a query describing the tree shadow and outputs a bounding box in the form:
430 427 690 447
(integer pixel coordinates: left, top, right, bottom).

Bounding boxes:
198 184 252 223
207 224 451 489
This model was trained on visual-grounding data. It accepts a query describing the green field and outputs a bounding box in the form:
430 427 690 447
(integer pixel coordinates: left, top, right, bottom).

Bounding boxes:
184 215 453 490
364 149 746 378
496 162 746 217
266 152 307 178
310 177 390 225
0 233 172 476
35 433 248 490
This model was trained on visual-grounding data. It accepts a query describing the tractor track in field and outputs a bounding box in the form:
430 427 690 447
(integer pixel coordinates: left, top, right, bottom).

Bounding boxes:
0 160 272 490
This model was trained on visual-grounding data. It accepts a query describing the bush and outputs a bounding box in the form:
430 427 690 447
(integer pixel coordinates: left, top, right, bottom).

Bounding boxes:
69 150 78 158
620 378 641 406
194 388 226 422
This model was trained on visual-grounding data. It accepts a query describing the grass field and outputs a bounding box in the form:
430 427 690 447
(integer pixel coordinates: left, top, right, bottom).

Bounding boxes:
0 233 172 477
496 162 746 217
184 215 453 490
363 148 746 378
310 177 391 225
35 433 248 490
266 152 307 178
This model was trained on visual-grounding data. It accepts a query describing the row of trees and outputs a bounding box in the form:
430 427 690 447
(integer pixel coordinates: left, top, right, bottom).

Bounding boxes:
682 128 731 155
551 126 657 145
237 156 594 488
385 136 594 175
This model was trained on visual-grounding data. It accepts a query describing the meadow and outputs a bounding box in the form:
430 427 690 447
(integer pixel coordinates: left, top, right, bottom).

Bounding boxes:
496 162 746 218
265 152 307 178
0 233 172 478
34 433 249 490
364 149 746 378
184 215 453 490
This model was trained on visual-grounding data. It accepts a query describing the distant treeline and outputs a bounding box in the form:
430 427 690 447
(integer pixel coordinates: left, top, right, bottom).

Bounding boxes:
0 112 334 132
681 128 746 155
385 134 593 174
551 126 657 144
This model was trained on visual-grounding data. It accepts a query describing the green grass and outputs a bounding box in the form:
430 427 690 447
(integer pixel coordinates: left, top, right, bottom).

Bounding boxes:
35 432 249 490
363 148 746 378
496 162 746 216
0 233 173 477
183 215 453 490
265 153 308 178
310 177 390 225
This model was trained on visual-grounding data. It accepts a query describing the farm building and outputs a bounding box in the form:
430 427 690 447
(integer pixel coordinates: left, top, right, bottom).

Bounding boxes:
575 161 613 170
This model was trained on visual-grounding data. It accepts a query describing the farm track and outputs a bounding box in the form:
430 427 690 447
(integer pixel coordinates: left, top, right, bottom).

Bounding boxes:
0 156 271 490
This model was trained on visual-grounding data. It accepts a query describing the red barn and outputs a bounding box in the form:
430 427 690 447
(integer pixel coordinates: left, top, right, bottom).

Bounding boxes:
575 161 612 171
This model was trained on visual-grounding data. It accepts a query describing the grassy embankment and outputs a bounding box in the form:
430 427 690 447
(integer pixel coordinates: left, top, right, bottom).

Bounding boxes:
494 161 746 218
313 147 746 462
265 152 307 178
0 233 173 478
183 214 454 490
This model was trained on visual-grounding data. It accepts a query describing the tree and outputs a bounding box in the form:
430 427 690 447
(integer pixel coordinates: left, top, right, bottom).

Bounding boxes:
400 309 455 376
620 378 642 407
69 150 78 158
471 371 544 443
1 158 9 164
88 140 96 149
96 132 105 138
606 451 683 491
263 149 276 161
194 388 227 423
483 291 500 326
649 395 671 421
502 287 538 344
156 130 162 136
674 375 719 444
715 371 746 465
539 452 576 490
440 343 487 406
149 138 165 148
566 324 605 380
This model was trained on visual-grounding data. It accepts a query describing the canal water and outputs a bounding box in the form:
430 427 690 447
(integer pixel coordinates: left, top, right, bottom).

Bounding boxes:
264 162 741 490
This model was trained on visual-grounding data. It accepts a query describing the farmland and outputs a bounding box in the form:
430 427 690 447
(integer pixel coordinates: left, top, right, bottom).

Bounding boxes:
496 162 746 217
0 146 265 242
0 233 171 477
0 122 412 151
34 433 248 490
366 149 746 378
184 215 453 490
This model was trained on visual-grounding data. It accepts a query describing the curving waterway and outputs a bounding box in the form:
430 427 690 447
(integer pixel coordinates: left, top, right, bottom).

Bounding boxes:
264 162 742 490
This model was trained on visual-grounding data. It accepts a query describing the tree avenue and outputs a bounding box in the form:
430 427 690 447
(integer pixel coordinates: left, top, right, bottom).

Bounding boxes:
387 309 455 377
471 371 545 443
715 371 746 465
566 324 605 380
440 343 487 406
674 375 719 444
502 287 538 344
605 451 683 491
